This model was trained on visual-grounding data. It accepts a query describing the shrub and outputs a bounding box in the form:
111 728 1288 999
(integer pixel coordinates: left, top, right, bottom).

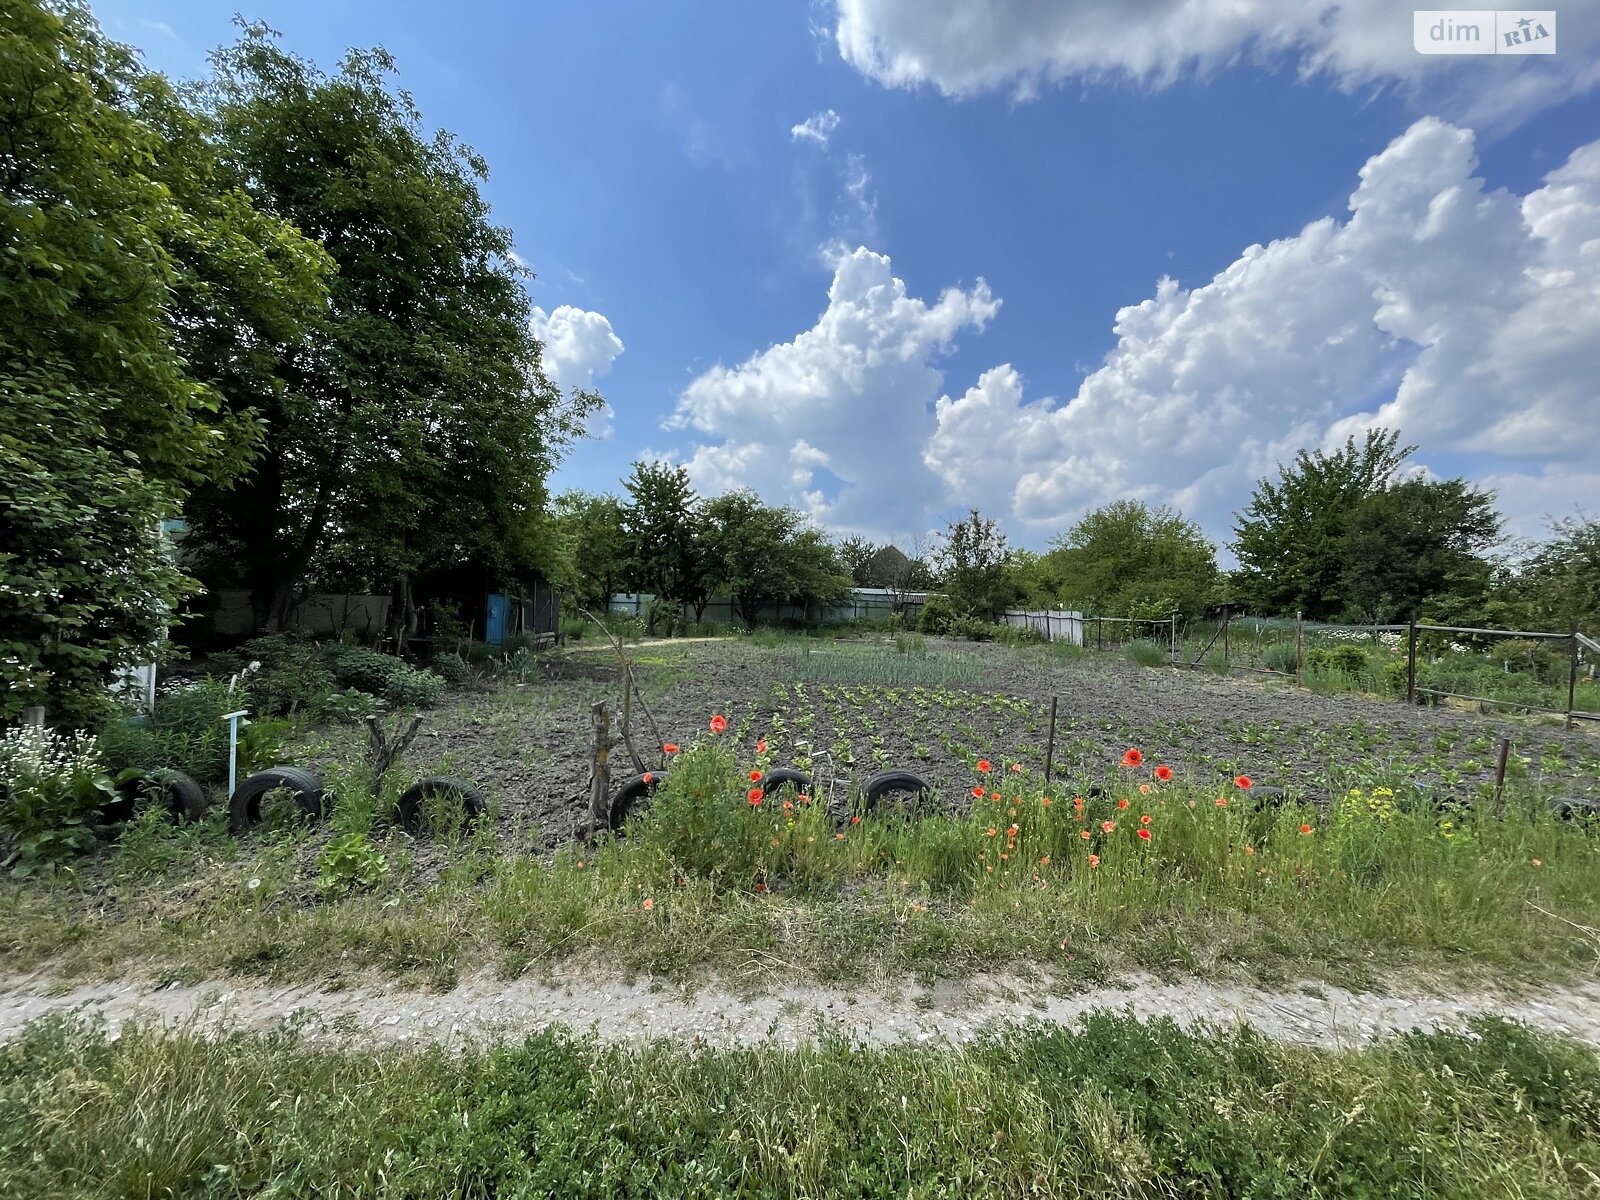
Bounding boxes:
894 632 927 657
1203 649 1230 675
559 614 587 641
315 689 384 724
315 832 388 895
429 653 471 685
502 631 539 655
916 594 958 636
996 624 1047 647
322 645 405 695
1306 644 1369 676
382 667 445 709
0 726 114 875
1124 639 1167 667
237 635 335 716
98 678 281 785
1264 642 1299 674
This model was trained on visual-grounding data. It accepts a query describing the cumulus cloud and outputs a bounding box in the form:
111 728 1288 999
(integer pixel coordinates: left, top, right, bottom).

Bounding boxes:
832 0 1600 126
921 119 1600 547
529 304 625 439
671 247 999 536
791 108 842 146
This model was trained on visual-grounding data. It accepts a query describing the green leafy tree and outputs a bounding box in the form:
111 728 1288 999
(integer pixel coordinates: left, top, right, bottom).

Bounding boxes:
1233 430 1411 617
620 461 707 631
184 24 593 636
1041 500 1219 618
550 491 629 615
1337 477 1500 624
933 509 1014 619
703 493 851 628
1515 515 1600 634
835 535 877 587
0 1 326 721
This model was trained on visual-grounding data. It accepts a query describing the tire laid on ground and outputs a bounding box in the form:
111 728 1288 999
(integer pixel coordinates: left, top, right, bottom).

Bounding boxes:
1247 785 1287 809
396 775 488 837
610 771 667 829
229 766 326 835
106 768 210 827
862 769 932 816
1551 796 1600 822
758 767 812 797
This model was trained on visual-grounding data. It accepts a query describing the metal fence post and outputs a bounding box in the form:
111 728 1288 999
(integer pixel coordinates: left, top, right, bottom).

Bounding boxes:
1295 611 1304 687
1570 629 1581 730
1222 605 1230 668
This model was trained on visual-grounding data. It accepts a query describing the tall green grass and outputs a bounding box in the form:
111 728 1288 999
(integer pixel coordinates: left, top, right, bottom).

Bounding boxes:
4 1013 1599 1198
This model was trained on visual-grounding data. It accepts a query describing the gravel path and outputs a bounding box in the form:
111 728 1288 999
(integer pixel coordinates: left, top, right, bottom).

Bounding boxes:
6 971 1600 1051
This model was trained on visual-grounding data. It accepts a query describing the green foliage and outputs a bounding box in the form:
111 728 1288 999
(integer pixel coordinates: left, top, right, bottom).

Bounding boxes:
1264 642 1299 674
324 645 404 695
0 2 331 716
1516 515 1600 634
1041 499 1219 619
1305 644 1370 676
1124 638 1167 667
550 490 629 614
1232 429 1502 621
383 666 445 710
316 689 383 725
1203 648 1230 675
916 593 959 635
701 491 851 628
0 726 113 875
97 679 281 786
185 24 593 630
429 653 472 685
315 832 388 895
5 1014 1600 1199
236 635 334 716
835 534 878 586
621 461 707 631
933 508 1013 619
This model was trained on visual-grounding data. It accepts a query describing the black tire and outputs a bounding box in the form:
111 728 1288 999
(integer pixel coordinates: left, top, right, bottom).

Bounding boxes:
610 771 666 829
1551 796 1600 822
862 769 933 816
396 775 488 837
106 768 209 826
758 767 812 797
1248 785 1287 810
229 766 326 835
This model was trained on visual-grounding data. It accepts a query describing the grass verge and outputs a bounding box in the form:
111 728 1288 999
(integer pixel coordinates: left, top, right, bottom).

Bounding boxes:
3 1013 1599 1197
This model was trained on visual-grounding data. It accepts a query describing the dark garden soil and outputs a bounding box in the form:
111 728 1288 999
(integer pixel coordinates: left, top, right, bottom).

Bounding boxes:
300 637 1600 857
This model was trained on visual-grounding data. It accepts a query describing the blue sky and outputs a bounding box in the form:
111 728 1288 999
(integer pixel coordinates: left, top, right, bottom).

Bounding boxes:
96 1 1600 557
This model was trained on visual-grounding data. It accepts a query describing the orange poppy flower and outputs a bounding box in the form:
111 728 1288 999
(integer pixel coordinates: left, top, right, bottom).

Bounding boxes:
1040 797 1052 808
1136 828 1152 842
1299 823 1313 835
756 738 768 754
1139 814 1151 826
1139 783 1152 795
782 800 793 812
1244 846 1256 856
1087 854 1100 868
976 759 993 774
1154 765 1173 781
709 715 728 733
747 789 763 806
642 897 654 911
1039 855 1050 866
986 827 998 837
1101 820 1116 833
662 743 680 754
1215 797 1228 807
643 772 654 784
972 786 986 799
1116 798 1130 810
1121 748 1144 768
851 815 862 825
749 770 763 782
1079 830 1091 841
1010 763 1022 773
1234 775 1253 790
797 793 810 805
834 832 846 841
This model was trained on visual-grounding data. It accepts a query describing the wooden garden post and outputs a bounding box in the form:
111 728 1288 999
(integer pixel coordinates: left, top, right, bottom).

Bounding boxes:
1294 611 1304 687
1044 696 1058 784
589 701 613 830
1406 612 1419 705
1222 605 1230 668
1492 737 1511 818
1569 629 1581 731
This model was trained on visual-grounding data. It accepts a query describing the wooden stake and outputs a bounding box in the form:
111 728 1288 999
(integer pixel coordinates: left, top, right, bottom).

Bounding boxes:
1044 696 1058 784
1492 737 1511 818
1406 612 1419 704
589 700 613 831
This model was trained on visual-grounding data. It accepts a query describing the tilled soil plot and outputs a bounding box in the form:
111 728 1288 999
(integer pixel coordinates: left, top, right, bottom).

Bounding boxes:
306 637 1600 856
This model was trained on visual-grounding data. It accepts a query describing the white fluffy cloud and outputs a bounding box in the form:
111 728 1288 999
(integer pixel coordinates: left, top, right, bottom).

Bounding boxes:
529 304 625 438
791 108 842 146
671 247 999 536
922 119 1600 546
832 0 1600 125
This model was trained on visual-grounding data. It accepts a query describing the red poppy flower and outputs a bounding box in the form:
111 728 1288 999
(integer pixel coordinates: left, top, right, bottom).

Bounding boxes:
709 715 728 733
976 759 993 774
1139 814 1151 826
1299 823 1313 835
662 743 680 754
1087 854 1100 868
1116 798 1130 810
643 772 654 784
747 788 763 806
749 770 763 782
1010 763 1022 773
1154 765 1173 782
1079 830 1091 841
1138 783 1152 795
1041 797 1052 808
756 738 768 753
1136 828 1152 842
851 815 862 825
1121 748 1144 768
1234 775 1253 790
986 827 998 837
754 881 768 894
972 786 986 798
